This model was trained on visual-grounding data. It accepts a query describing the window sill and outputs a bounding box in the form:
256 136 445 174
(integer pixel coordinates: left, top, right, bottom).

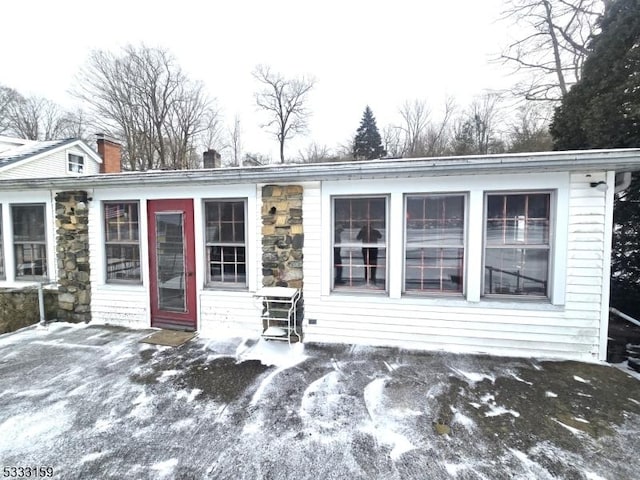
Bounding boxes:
323 292 565 311
100 282 145 290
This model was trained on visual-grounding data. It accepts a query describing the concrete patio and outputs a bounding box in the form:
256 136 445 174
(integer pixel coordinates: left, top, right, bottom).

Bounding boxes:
0 322 638 479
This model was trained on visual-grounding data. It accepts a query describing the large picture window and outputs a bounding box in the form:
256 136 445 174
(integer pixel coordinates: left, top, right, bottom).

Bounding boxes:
405 194 465 293
484 192 551 297
104 202 141 282
333 197 387 290
205 200 246 286
12 204 47 280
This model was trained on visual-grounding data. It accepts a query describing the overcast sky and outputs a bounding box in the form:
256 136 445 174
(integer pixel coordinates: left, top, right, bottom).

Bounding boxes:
1 0 516 161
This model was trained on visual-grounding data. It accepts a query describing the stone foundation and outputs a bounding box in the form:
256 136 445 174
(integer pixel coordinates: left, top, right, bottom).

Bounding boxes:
55 191 91 323
0 287 57 334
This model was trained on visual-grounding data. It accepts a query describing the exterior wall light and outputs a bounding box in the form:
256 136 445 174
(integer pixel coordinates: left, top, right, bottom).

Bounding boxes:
590 181 608 192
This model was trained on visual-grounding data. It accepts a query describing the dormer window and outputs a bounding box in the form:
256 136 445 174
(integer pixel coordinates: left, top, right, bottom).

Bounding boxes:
68 153 84 174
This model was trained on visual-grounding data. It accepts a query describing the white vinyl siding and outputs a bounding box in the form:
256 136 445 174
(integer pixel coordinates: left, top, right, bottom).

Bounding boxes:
88 184 258 330
0 147 100 179
303 172 608 361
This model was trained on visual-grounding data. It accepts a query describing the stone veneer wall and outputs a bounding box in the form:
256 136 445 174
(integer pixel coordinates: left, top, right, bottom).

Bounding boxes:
0 288 57 334
55 191 91 323
261 185 304 288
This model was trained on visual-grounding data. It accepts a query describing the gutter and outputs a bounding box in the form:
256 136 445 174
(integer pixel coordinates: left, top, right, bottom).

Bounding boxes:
1 148 639 191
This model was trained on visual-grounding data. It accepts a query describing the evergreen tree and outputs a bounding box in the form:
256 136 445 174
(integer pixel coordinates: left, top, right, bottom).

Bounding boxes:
353 106 386 160
551 0 640 316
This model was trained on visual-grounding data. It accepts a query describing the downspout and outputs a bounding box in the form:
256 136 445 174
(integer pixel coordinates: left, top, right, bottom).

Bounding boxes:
38 282 46 325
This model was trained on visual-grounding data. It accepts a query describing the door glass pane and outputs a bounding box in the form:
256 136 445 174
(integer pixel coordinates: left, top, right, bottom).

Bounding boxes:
155 213 186 312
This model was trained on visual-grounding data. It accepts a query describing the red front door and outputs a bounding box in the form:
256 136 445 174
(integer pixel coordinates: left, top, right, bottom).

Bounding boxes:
148 199 197 331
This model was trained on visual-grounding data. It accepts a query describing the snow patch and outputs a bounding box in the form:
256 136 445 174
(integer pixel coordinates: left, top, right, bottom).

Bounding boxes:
444 462 467 476
237 338 306 368
0 401 70 455
129 390 154 418
545 391 558 398
151 459 178 479
553 418 585 435
79 451 109 464
450 406 475 431
478 392 520 418
251 367 286 406
94 418 115 432
573 375 590 384
158 370 181 383
508 449 554 479
510 372 533 385
450 368 495 385
299 371 345 430
363 377 416 460
583 471 607 480
175 389 201 403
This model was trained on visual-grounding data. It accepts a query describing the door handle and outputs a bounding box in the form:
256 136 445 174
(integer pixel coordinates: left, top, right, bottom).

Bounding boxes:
187 272 194 277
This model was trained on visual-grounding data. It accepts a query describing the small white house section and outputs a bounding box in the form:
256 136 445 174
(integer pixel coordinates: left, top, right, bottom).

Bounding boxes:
0 148 639 362
0 138 102 179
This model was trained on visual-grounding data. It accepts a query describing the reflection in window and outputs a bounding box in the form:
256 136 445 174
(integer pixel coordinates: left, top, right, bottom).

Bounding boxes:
484 193 551 297
205 200 246 285
104 202 141 282
68 153 84 174
405 195 465 293
12 204 47 280
155 213 186 312
333 197 387 290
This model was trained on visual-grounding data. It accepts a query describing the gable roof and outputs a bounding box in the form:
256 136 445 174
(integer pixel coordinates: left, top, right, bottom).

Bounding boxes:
0 138 102 172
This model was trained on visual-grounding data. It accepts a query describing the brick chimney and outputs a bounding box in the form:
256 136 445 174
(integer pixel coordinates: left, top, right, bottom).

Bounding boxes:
96 133 122 174
203 149 221 168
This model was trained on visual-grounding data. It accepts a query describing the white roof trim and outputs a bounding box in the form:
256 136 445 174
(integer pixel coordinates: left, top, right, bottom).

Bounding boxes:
0 148 639 191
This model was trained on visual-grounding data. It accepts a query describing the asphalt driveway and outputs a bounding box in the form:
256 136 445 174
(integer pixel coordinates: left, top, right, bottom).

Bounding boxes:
0 322 639 479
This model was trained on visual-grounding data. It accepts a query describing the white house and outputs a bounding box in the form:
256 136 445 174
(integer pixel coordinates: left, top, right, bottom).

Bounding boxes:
0 135 108 179
0 143 639 361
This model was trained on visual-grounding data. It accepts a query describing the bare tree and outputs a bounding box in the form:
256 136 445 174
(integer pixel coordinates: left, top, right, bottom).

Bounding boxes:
398 100 430 157
498 0 605 102
297 142 333 163
0 85 21 135
382 124 404 158
506 102 554 152
1 92 75 141
422 97 456 156
73 44 220 170
225 115 243 167
253 65 315 163
385 97 456 158
450 94 505 155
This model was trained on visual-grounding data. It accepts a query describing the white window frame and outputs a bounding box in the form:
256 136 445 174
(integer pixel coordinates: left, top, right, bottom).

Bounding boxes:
482 190 554 300
104 201 142 284
68 153 84 174
12 203 48 281
331 195 389 293
403 192 467 296
204 198 248 288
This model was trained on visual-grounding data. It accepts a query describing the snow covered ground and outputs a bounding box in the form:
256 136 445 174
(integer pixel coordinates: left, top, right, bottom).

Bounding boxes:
0 323 639 479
